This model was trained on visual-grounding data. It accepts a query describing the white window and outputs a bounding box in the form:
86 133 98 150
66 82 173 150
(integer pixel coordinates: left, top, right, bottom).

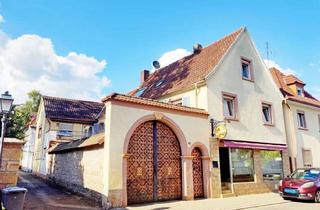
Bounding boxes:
297 87 304 96
223 93 237 120
297 111 307 129
262 103 273 124
241 58 253 81
182 96 190 107
302 149 313 167
57 123 73 137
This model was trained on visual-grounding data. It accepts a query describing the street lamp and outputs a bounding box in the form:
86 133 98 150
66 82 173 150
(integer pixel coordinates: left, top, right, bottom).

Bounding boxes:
0 91 14 167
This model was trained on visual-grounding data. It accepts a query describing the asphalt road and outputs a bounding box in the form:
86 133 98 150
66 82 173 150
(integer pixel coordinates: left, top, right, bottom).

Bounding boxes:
252 200 319 210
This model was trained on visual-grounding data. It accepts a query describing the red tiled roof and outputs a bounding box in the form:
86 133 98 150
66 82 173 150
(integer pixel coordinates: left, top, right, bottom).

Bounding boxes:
43 95 104 124
102 93 209 116
284 75 305 85
270 67 320 108
130 27 245 99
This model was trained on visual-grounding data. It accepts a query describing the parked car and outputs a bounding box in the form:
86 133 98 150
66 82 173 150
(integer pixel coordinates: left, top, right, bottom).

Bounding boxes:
279 168 320 202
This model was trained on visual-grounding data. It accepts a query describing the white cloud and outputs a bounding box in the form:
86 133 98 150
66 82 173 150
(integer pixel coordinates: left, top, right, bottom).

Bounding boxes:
264 59 300 76
153 48 191 70
0 30 110 103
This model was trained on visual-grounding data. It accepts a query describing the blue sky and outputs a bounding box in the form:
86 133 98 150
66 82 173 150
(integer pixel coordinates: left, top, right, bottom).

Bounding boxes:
0 0 319 102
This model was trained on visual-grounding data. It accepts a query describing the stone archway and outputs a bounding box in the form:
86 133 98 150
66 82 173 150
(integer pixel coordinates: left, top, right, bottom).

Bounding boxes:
126 120 182 204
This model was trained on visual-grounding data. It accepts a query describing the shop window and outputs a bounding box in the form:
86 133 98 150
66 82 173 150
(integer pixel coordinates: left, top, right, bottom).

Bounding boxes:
222 93 238 120
261 150 283 180
297 110 307 129
231 149 254 182
262 102 273 125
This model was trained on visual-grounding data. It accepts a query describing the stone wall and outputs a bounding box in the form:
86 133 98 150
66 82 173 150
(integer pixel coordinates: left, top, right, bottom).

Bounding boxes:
48 146 104 202
0 140 23 189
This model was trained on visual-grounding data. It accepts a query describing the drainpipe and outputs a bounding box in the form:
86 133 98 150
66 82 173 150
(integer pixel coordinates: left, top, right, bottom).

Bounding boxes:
194 82 200 108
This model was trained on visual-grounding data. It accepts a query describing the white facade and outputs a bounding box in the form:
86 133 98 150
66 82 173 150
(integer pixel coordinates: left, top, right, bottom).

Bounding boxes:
21 126 36 172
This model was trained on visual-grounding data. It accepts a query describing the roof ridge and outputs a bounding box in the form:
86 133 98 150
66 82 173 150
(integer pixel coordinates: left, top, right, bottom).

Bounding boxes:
141 27 245 86
43 95 103 104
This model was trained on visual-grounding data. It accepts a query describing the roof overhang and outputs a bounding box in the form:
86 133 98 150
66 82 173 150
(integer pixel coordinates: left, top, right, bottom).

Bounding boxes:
223 139 287 151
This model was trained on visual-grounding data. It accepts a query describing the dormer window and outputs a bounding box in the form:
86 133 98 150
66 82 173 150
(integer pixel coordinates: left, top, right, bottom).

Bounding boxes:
297 87 304 96
241 58 253 81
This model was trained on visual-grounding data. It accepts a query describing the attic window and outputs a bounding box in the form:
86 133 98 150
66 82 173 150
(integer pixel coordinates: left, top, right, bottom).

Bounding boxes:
241 58 253 81
155 81 164 88
297 87 304 96
135 88 145 97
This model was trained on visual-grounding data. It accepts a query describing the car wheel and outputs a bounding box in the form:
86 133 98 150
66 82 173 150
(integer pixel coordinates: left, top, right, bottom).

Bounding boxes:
315 190 320 203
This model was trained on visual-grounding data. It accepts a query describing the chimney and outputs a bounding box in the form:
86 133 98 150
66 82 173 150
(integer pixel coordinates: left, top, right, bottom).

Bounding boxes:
140 70 150 84
193 43 203 54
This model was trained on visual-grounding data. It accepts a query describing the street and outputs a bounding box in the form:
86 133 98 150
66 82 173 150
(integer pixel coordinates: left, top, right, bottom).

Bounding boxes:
17 172 101 210
17 172 319 210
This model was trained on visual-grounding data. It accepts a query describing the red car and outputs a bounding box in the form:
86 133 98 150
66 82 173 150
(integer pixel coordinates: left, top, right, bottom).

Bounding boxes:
279 168 320 202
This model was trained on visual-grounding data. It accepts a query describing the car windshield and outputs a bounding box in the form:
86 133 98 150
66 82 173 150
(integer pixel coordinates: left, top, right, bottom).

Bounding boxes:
290 169 320 180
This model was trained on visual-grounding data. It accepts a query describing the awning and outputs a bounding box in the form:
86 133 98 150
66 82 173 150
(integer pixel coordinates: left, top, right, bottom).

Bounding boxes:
223 140 287 151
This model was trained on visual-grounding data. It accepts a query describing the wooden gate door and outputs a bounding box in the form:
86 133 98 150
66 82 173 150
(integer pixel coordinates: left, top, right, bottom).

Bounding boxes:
192 148 204 198
127 121 182 204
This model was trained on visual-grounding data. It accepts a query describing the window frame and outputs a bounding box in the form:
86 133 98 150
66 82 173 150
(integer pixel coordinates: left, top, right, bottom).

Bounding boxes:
241 57 254 82
222 92 239 121
231 148 255 183
297 110 307 130
57 122 74 137
297 86 304 97
261 101 274 126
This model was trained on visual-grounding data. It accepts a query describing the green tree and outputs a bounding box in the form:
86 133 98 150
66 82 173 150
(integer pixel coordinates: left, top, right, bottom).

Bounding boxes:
3 90 41 139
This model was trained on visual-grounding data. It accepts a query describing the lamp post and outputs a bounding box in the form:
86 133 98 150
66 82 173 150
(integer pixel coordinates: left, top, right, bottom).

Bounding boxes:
0 91 14 167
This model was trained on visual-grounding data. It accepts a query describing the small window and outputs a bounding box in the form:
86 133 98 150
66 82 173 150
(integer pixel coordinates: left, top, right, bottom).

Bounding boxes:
135 88 145 97
302 149 313 167
241 58 253 81
297 87 304 96
57 123 73 137
182 96 190 107
223 93 238 120
262 103 273 125
297 111 307 129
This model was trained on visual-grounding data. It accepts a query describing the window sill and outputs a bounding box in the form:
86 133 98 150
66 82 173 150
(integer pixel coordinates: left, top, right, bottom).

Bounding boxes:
224 117 239 122
242 77 254 83
298 127 308 131
263 123 275 127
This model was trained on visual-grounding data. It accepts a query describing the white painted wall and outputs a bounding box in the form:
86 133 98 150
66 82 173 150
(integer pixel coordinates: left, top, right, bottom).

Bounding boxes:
206 31 286 145
285 101 320 168
21 126 36 172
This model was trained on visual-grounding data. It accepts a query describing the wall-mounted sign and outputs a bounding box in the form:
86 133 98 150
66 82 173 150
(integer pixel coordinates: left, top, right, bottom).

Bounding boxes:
210 119 227 139
214 122 227 139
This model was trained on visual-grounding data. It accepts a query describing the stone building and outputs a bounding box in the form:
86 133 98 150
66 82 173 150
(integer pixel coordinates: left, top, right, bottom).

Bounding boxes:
33 95 104 177
48 27 291 209
270 68 320 170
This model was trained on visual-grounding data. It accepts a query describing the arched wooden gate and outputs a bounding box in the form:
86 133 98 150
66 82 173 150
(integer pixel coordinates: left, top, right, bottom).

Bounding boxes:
192 147 204 198
127 121 182 204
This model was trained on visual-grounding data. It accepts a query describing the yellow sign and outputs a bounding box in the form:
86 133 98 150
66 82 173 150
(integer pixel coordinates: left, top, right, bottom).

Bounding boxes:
214 122 227 139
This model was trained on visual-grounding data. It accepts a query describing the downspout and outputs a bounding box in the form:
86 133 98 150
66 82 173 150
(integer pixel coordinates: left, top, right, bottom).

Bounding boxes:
194 82 201 108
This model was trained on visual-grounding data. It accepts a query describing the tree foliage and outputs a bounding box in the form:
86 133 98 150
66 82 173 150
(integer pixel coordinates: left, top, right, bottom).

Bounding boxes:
2 90 41 139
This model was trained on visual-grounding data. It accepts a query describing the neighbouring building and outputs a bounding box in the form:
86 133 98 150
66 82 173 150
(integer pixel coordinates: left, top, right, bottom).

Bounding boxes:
33 95 104 177
270 67 320 170
21 114 37 172
48 27 291 209
0 138 23 188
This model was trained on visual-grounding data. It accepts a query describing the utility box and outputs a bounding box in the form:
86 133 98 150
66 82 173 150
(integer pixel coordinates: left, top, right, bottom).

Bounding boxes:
1 187 27 210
